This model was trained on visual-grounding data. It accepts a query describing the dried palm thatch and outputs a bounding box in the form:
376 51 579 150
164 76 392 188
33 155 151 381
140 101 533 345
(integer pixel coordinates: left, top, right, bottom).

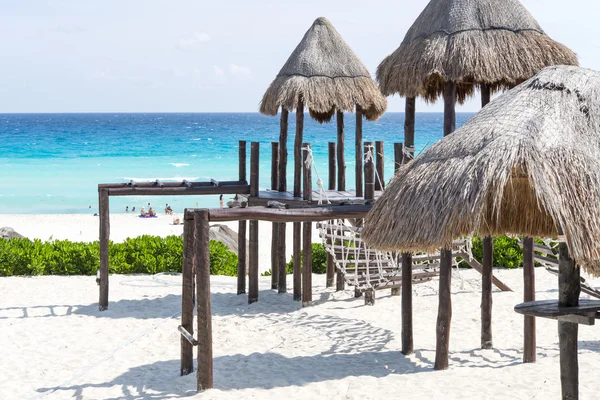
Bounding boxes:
260 17 387 123
377 0 578 103
363 66 600 275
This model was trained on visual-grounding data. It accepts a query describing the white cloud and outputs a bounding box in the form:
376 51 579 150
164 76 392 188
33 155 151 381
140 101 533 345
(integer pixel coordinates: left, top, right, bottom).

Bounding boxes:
213 65 225 77
229 64 252 79
177 32 211 50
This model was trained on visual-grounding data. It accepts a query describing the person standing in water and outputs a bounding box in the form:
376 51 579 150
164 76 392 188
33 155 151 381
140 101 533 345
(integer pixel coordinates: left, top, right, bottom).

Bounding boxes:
219 194 224 208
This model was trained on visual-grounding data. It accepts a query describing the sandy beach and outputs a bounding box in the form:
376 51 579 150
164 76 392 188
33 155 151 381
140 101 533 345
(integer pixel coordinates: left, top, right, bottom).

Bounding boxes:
2 267 600 399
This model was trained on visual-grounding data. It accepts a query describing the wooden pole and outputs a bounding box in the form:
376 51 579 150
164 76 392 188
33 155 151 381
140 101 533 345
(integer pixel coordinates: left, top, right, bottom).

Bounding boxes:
194 209 213 391
250 142 259 197
237 143 247 295
303 143 313 306
558 239 580 400
239 140 247 182
294 102 304 198
278 108 288 192
364 142 375 201
271 142 279 290
293 222 302 301
249 220 259 304
394 142 404 171
328 142 336 191
481 84 491 108
523 236 536 363
355 105 363 197
277 222 286 293
98 188 110 311
401 252 413 355
375 141 384 191
336 265 345 291
404 97 416 159
481 235 493 349
337 110 345 191
435 82 456 371
181 213 196 376
326 229 335 288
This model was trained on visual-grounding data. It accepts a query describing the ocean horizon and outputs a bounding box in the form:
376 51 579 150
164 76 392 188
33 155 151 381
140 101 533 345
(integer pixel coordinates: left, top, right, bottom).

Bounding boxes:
0 112 474 214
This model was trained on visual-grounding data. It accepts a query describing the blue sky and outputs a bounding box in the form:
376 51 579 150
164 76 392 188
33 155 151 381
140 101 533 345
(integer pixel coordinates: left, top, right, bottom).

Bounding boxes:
1 0 597 113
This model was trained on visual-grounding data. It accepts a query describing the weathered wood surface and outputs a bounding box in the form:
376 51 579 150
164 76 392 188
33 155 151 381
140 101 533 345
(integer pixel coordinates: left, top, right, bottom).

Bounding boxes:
481 236 493 349
198 205 372 223
178 325 198 346
355 106 363 197
404 97 415 158
293 222 302 301
250 142 259 197
278 109 288 192
248 220 259 304
239 141 247 182
435 248 453 370
277 222 287 293
337 110 345 191
402 252 413 355
294 102 304 198
303 143 312 202
302 221 312 307
194 210 213 391
514 299 599 323
237 219 246 295
364 142 375 201
375 141 384 191
364 289 375 306
99 188 110 311
328 142 336 191
523 236 536 363
248 189 382 206
181 216 195 375
271 142 279 192
99 180 247 189
457 253 512 292
271 140 280 290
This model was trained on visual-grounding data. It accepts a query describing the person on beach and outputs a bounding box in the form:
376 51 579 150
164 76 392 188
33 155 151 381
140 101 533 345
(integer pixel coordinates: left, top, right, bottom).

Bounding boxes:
165 204 173 215
148 207 157 217
126 206 129 212
219 194 224 208
132 206 136 212
140 207 146 216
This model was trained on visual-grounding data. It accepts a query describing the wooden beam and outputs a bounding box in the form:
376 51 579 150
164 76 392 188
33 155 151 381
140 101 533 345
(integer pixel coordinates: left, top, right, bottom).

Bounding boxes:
435 248 453 370
271 142 279 290
181 215 196 375
375 141 384 191
107 185 250 196
404 97 416 158
337 110 345 191
302 220 312 307
558 240 581 400
271 142 279 192
355 105 363 197
394 143 403 172
99 180 247 189
328 142 336 191
293 222 302 301
277 222 287 293
364 142 375 201
98 188 109 311
278 108 288 192
523 236 536 363
237 219 246 295
481 84 491 108
248 220 259 304
326 225 335 288
402 252 413 355
458 253 512 292
303 143 312 202
194 209 213 391
481 236 493 349
250 142 259 197
239 140 247 182
294 102 304 198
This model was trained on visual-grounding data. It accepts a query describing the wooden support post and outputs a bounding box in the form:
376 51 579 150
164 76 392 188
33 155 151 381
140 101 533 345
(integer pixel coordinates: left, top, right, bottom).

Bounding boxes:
404 97 416 159
355 105 363 197
336 267 345 291
181 214 196 375
278 108 288 192
328 142 336 191
558 239 580 400
303 143 313 202
394 143 403 171
401 253 413 355
237 219 246 295
98 188 110 311
249 220 259 304
481 236 493 349
326 226 335 288
239 140 247 182
481 84 491 108
277 222 286 293
364 289 375 306
364 142 375 201
271 143 279 290
523 236 536 363
194 210 213 391
391 287 400 296
294 102 304 198
435 248 453 370
302 221 312 307
293 222 302 301
337 110 345 191
355 287 363 298
250 142 259 197
375 141 384 191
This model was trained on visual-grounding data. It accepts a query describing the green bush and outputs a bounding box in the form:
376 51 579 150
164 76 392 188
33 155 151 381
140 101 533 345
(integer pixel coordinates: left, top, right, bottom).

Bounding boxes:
470 235 555 268
0 236 238 277
261 243 328 276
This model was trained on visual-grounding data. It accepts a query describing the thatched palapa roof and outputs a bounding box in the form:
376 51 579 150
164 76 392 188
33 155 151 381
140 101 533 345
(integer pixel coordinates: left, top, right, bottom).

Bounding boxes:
260 17 387 123
363 66 600 275
377 0 578 103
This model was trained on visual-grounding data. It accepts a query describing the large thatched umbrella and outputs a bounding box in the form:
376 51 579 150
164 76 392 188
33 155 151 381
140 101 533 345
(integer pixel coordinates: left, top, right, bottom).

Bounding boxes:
364 65 600 399
375 0 578 359
261 16 387 197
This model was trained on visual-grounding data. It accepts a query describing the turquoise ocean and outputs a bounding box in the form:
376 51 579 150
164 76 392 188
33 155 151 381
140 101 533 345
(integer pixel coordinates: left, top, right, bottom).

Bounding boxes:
0 113 473 214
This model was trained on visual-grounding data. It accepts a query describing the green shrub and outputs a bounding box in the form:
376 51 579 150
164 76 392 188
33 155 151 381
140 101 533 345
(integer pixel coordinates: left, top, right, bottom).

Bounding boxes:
0 236 238 277
262 243 328 276
470 235 552 268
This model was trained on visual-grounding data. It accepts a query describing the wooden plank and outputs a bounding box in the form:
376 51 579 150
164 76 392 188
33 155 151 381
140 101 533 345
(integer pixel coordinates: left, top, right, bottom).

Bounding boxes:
107 185 251 197
277 223 287 293
294 102 304 198
98 188 110 311
278 108 288 192
271 142 279 191
194 210 213 391
239 141 247 182
515 299 600 316
458 253 512 292
402 252 413 355
523 236 536 363
355 105 363 197
250 142 259 197
302 221 312 307
181 215 195 375
204 205 372 223
404 97 415 159
481 236 493 349
271 223 279 290
337 111 345 191
178 325 198 346
328 142 336 191
293 222 302 301
237 220 246 295
375 141 384 191
326 222 335 288
364 142 375 201
99 180 247 189
248 220 259 304
435 248 453 370
303 143 312 202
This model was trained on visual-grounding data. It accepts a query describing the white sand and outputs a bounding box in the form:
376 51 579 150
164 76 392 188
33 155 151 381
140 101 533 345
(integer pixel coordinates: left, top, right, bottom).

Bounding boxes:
1 215 600 399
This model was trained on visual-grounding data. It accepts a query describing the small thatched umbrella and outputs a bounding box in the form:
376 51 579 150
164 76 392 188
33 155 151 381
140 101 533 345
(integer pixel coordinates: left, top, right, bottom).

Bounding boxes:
376 0 578 359
364 65 600 398
261 16 387 197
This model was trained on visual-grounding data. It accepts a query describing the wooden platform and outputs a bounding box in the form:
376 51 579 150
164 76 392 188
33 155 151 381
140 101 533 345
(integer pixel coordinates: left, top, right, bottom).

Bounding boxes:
248 189 382 206
514 299 600 325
